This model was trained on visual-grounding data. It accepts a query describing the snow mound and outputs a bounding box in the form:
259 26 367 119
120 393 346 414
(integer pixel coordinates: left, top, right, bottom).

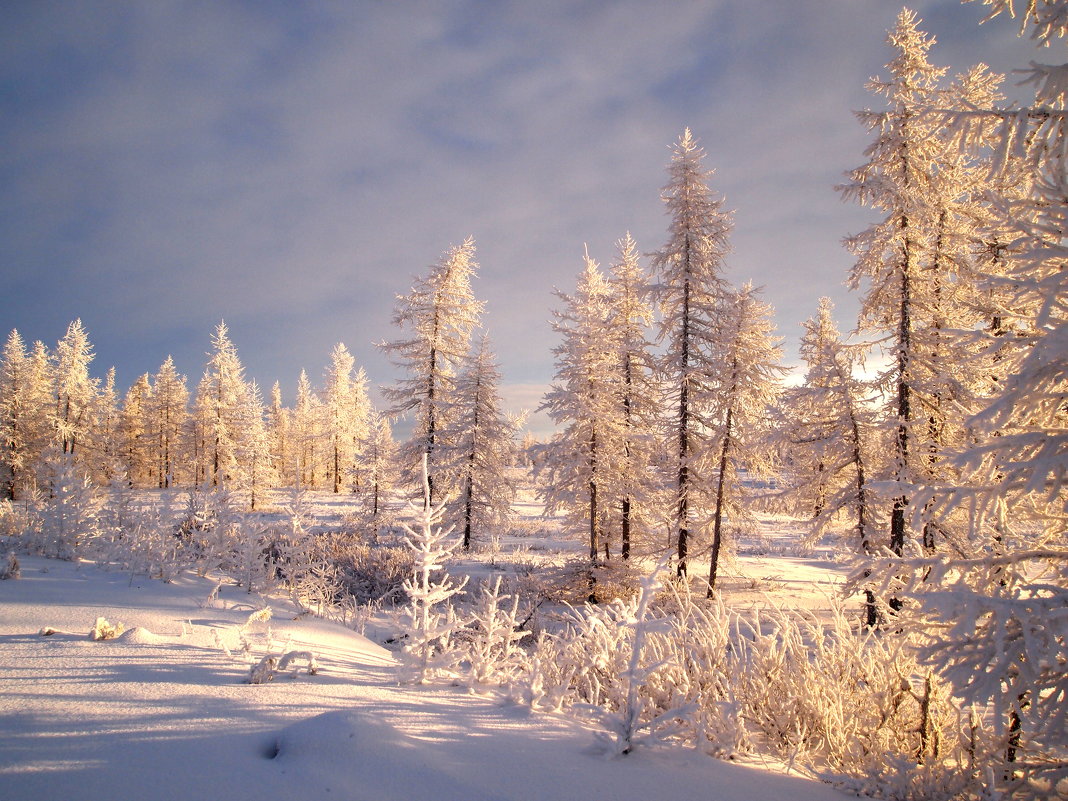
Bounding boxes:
270 710 487 800
116 626 164 644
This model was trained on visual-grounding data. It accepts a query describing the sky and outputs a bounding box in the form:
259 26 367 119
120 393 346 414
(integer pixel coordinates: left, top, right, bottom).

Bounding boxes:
0 1 1046 436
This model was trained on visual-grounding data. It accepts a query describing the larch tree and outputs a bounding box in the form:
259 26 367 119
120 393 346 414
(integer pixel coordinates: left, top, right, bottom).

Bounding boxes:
539 250 621 564
292 369 322 489
240 380 275 510
151 356 188 489
353 408 396 530
120 373 154 487
322 343 361 494
194 322 253 489
650 129 733 576
91 368 119 484
52 319 98 461
268 381 291 487
0 331 31 499
883 4 1068 788
704 283 785 597
839 10 953 560
781 298 878 554
381 237 483 504
450 335 517 551
606 233 659 560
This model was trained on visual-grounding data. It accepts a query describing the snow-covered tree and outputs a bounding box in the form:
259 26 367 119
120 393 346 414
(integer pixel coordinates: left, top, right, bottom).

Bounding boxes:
539 251 621 565
193 322 253 489
0 331 45 500
703 283 785 597
120 373 154 487
381 237 484 504
606 233 660 559
838 10 982 559
51 319 98 461
650 129 734 576
291 369 322 489
351 409 396 537
268 381 291 487
780 298 879 553
450 335 517 551
399 456 468 684
887 8 1068 790
322 343 361 494
239 380 275 511
150 356 188 489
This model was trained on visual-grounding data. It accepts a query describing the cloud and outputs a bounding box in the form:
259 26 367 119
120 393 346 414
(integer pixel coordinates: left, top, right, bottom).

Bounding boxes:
0 0 1044 405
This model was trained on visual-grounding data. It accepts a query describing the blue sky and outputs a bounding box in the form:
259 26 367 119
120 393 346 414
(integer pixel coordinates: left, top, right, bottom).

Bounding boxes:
0 1 1041 434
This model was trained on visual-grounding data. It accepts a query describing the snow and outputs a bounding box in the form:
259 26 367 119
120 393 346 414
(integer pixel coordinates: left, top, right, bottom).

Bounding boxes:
0 555 853 801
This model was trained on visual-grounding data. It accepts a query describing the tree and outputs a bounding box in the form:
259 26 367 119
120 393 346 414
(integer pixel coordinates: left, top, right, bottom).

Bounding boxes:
239 380 275 510
151 356 188 489
839 10 957 560
703 283 785 597
650 129 733 576
51 319 98 461
321 343 363 494
0 331 32 499
781 298 878 553
352 408 396 533
381 237 484 504
896 7 1068 788
607 233 660 560
539 251 621 564
120 373 153 487
268 381 291 486
291 369 322 489
450 335 517 551
194 322 253 489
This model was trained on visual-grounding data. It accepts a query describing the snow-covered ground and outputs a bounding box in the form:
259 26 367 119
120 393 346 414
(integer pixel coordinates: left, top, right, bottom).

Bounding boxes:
0 554 855 801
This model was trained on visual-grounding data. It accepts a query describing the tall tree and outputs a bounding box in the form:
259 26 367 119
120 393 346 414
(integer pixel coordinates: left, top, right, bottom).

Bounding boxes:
52 319 98 461
540 251 621 563
268 381 291 487
120 373 154 487
780 298 878 554
0 331 30 499
650 129 733 576
292 369 322 489
194 322 253 489
322 343 361 494
151 356 188 489
704 283 785 597
606 233 659 560
451 335 517 551
381 237 483 503
839 10 950 559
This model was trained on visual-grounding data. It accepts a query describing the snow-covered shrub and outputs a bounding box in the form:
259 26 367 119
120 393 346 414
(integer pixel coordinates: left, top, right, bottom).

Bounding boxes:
0 551 20 579
732 602 978 797
34 455 103 559
0 495 39 545
577 564 694 756
333 543 415 606
459 576 531 690
89 616 125 641
247 650 319 684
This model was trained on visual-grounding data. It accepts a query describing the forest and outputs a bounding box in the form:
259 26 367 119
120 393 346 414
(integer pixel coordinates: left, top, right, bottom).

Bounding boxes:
0 4 1065 800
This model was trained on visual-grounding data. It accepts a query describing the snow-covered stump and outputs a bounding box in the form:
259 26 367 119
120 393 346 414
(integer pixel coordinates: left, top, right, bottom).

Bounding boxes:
398 456 468 684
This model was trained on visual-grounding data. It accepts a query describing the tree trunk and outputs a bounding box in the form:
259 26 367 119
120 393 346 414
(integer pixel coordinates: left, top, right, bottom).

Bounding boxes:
707 403 733 598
